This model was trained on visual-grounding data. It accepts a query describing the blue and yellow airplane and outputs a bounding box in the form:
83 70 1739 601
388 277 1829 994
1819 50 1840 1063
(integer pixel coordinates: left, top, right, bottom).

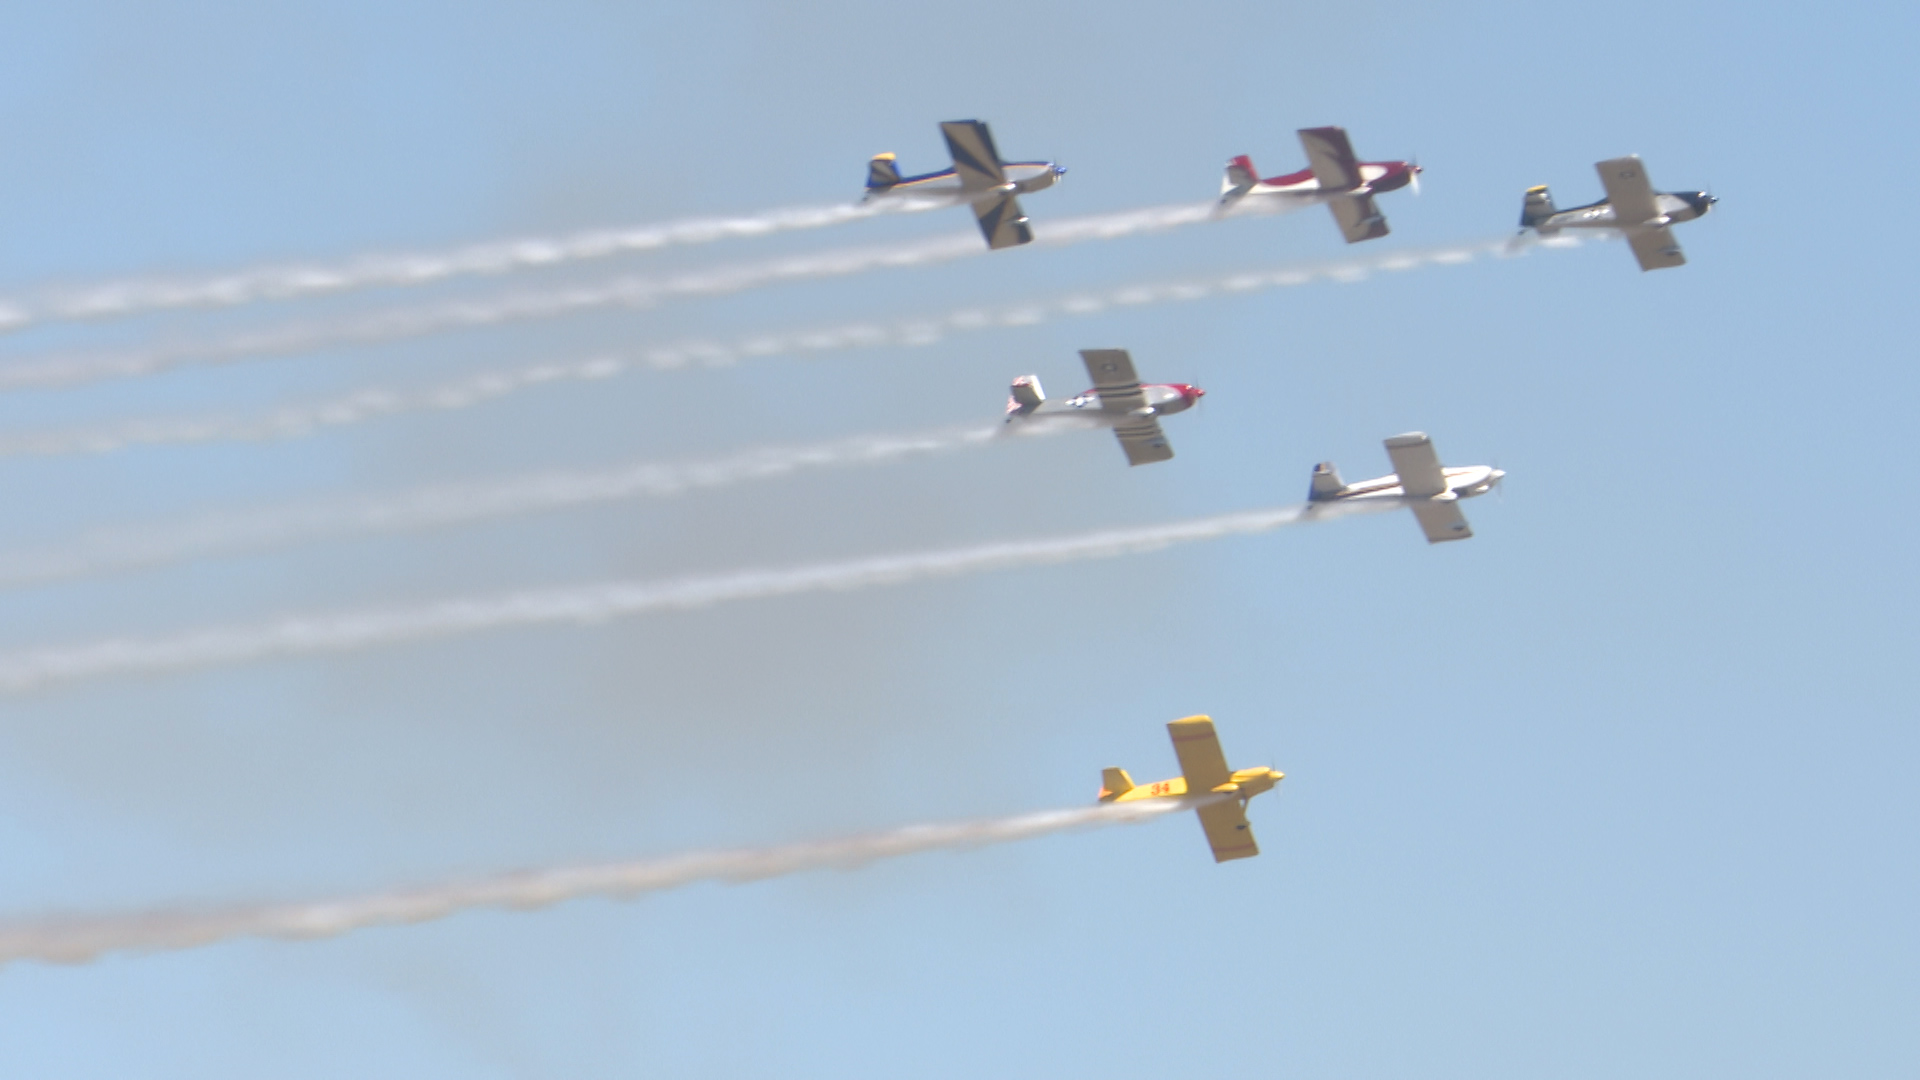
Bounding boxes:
863 120 1065 249
1099 716 1283 862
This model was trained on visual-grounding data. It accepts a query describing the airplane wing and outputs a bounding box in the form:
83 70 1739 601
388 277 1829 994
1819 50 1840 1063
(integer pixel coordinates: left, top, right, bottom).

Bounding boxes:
1080 349 1171 463
1382 432 1447 497
1625 226 1687 271
1297 126 1362 190
1080 348 1147 412
941 120 1008 191
1113 416 1174 465
1595 156 1662 227
1167 716 1232 792
970 191 1033 249
1196 801 1260 862
1326 194 1390 243
1410 499 1473 544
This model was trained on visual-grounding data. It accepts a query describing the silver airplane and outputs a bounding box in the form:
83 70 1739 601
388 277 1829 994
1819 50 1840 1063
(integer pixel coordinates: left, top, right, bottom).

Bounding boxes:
1519 155 1715 271
862 120 1065 250
1005 348 1204 467
1307 432 1503 543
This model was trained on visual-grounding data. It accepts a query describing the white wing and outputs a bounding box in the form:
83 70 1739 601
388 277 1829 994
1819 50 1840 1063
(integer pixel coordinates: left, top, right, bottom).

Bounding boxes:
1409 500 1473 544
1382 432 1447 497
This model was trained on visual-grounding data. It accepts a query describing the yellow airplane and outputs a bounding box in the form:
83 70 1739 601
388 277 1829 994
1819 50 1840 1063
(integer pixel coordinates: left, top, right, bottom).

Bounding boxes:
1098 715 1284 862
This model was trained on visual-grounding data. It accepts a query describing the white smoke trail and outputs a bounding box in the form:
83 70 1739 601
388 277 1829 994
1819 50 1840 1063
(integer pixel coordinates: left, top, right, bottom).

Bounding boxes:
0 796 1205 967
0 503 1387 693
0 199 960 333
0 234 1580 458
0 201 1245 392
0 424 1061 588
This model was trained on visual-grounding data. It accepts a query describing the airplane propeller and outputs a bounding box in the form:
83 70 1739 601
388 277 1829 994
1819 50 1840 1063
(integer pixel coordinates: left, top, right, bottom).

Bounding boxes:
1409 155 1422 196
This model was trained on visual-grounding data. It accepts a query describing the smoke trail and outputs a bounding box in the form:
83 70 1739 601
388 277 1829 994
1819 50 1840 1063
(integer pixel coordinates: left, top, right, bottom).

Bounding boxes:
0 503 1388 693
0 235 1580 458
0 201 1247 392
0 199 959 333
0 797 1205 967
0 424 1073 588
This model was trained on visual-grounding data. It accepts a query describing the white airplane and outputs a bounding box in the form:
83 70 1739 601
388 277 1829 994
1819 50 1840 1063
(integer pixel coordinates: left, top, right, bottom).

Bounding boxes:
1218 126 1421 243
1004 348 1204 467
863 120 1066 250
1307 432 1503 543
1519 155 1715 271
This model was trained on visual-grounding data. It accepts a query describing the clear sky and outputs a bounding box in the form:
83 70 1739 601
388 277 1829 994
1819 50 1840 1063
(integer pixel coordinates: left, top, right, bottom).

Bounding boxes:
0 1 1914 1077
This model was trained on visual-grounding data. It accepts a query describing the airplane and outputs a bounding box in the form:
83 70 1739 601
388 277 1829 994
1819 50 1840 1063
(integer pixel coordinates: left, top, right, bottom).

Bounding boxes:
863 120 1066 250
1519 155 1715 271
1004 348 1204 466
1218 126 1421 243
1098 715 1283 863
1307 432 1503 543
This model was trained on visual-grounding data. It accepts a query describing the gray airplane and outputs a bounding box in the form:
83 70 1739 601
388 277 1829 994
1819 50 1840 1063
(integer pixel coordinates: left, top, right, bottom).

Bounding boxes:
1520 155 1715 271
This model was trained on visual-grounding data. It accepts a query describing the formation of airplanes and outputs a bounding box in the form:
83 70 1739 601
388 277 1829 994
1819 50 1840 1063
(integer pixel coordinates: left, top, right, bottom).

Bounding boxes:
858 119 1712 862
871 119 1712 270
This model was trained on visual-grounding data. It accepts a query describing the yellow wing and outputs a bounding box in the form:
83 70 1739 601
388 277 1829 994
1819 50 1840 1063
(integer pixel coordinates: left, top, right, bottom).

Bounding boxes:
1167 716 1231 793
1196 801 1259 862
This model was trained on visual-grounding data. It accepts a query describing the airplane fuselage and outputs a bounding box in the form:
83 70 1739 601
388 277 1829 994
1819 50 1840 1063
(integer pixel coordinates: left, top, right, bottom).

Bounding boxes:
1100 766 1283 804
1231 160 1418 201
1314 464 1503 505
1007 382 1202 426
865 161 1065 206
1531 190 1713 233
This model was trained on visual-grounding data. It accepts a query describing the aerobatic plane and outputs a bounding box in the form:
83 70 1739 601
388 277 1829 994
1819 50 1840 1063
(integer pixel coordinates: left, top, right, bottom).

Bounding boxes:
1098 716 1283 864
863 120 1066 250
1003 348 1203 466
1519 155 1715 271
1308 432 1503 543
1218 126 1421 243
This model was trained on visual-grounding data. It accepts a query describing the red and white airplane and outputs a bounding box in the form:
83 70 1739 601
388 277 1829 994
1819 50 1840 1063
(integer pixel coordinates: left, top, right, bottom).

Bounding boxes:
1005 349 1203 466
1219 126 1421 243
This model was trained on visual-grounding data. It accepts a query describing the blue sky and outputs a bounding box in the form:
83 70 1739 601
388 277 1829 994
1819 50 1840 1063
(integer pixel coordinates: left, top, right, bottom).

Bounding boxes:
0 1 1914 1077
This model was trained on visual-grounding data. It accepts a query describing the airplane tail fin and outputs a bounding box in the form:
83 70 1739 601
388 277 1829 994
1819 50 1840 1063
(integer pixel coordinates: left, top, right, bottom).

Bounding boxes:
1098 767 1135 802
867 153 902 190
1520 185 1557 230
1222 155 1259 198
1308 462 1346 502
1005 374 1045 419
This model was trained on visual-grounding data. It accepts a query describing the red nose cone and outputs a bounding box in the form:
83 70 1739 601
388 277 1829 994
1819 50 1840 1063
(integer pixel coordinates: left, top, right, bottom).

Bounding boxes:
1182 384 1205 404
